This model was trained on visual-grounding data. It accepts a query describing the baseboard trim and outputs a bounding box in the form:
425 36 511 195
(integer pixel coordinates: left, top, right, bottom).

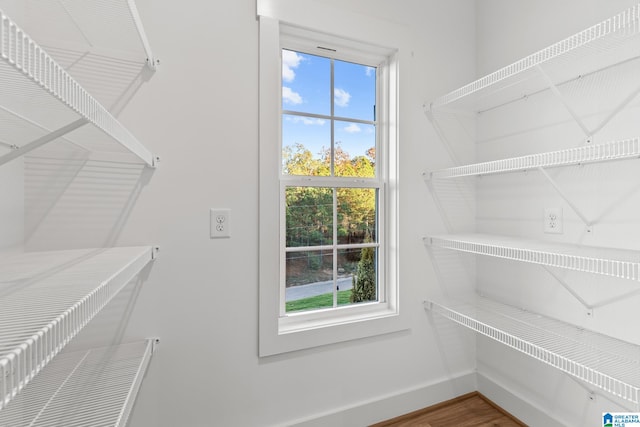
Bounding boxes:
279 370 565 427
282 371 477 427
477 371 567 427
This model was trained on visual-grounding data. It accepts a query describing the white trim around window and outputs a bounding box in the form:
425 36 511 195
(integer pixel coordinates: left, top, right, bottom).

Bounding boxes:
259 15 406 357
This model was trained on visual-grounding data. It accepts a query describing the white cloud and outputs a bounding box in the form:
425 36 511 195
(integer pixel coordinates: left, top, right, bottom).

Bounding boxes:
334 88 351 107
282 87 303 105
365 66 375 77
282 50 304 82
344 123 361 133
286 116 326 126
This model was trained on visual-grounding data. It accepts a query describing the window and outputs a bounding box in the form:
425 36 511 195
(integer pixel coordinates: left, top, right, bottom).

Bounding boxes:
259 17 405 356
281 47 381 315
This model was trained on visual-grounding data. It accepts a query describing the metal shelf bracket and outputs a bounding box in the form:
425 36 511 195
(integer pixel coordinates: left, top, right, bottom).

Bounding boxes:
536 63 640 140
542 265 593 315
0 119 88 168
536 64 592 138
126 0 158 71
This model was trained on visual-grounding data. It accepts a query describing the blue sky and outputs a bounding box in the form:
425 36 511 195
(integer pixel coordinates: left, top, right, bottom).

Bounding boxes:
282 49 376 165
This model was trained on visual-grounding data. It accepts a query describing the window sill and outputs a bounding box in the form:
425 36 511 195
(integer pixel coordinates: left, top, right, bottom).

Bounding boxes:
279 301 395 334
260 301 409 357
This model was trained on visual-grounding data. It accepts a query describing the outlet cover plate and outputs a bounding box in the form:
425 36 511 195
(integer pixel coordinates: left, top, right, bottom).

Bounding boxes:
544 207 563 234
210 208 230 238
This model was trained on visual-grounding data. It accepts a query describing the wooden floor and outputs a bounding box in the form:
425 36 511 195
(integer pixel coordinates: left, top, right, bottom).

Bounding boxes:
370 392 526 427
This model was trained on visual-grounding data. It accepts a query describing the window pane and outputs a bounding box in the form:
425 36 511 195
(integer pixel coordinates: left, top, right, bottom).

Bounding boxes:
345 246 378 304
336 251 355 306
337 188 377 244
334 60 376 121
334 121 376 178
285 250 334 313
282 114 330 176
282 49 330 116
286 187 333 247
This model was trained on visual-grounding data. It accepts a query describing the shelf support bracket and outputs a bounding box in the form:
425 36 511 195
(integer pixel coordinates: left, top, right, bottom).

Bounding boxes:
542 265 593 314
543 265 640 312
589 80 640 137
0 104 90 154
536 63 640 141
564 374 637 412
424 104 462 167
535 65 592 138
423 174 455 234
0 119 88 167
537 167 593 232
423 237 476 297
423 242 451 299
0 140 16 150
127 0 158 70
590 288 640 310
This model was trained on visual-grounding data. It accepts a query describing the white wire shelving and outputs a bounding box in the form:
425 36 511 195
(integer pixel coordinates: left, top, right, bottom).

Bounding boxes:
0 5 157 167
0 0 157 69
427 137 640 179
422 2 640 413
425 233 640 281
0 0 157 109
0 246 156 411
0 339 157 426
425 296 640 406
428 3 640 113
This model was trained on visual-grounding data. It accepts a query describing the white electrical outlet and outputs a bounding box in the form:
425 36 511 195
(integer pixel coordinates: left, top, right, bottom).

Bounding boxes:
210 209 230 238
544 207 563 234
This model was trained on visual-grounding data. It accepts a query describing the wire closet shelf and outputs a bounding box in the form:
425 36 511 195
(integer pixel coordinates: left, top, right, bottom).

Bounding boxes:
0 339 156 426
427 137 640 179
0 5 156 167
428 3 640 114
425 234 640 281
425 296 640 406
0 246 155 412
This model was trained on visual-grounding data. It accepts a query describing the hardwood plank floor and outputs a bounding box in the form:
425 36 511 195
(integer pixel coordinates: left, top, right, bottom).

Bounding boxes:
370 392 526 427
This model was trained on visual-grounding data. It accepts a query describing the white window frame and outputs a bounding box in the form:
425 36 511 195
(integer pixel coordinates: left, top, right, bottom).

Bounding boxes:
280 36 383 315
259 17 405 357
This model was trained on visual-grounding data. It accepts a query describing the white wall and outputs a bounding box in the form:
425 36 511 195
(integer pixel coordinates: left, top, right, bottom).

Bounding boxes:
0 160 23 252
11 0 640 425
72 0 481 426
475 1 640 425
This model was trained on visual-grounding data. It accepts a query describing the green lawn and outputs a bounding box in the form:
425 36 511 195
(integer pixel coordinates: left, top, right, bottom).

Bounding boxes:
286 290 352 312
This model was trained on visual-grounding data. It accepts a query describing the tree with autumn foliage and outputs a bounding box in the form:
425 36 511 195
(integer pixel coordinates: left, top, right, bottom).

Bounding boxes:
283 143 376 249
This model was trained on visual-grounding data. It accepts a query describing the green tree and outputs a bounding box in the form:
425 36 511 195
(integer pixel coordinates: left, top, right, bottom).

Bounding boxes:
350 231 376 303
283 143 329 176
325 144 376 240
285 186 332 247
284 143 376 248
